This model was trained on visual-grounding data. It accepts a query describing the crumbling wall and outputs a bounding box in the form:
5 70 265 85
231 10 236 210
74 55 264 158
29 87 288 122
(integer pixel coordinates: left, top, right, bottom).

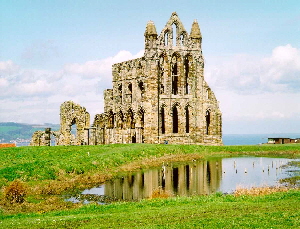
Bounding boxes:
30 129 61 146
58 101 90 145
30 101 90 146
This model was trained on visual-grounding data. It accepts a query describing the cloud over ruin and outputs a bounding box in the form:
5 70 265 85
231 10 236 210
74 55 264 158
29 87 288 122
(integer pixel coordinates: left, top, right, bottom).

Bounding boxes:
206 44 300 94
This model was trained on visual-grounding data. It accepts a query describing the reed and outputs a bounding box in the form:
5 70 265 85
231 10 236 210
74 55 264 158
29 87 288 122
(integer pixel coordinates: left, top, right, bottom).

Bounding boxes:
234 186 290 196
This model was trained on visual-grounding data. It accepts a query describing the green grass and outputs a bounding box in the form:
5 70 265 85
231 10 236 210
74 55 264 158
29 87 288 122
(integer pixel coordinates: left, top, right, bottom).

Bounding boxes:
1 190 299 228
0 144 299 186
0 144 300 228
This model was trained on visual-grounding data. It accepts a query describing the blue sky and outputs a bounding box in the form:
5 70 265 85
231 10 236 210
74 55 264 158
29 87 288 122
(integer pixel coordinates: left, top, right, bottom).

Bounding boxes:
1 0 300 134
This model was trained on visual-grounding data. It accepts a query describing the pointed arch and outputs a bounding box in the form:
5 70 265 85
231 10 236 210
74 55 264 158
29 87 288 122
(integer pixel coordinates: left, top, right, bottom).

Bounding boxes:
206 109 211 135
180 31 187 46
127 108 135 129
160 104 167 134
172 106 179 133
108 110 114 129
128 83 133 103
159 53 168 94
184 54 192 94
164 30 169 46
171 103 180 134
137 107 145 128
132 135 136 143
171 53 181 95
172 23 177 47
185 106 190 133
116 110 124 128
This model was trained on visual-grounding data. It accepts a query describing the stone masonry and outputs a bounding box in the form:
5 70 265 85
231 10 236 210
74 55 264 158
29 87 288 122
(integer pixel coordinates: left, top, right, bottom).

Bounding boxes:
30 12 222 146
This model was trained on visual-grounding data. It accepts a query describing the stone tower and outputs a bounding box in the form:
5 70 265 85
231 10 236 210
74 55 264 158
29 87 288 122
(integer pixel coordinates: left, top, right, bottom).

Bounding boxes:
93 12 222 145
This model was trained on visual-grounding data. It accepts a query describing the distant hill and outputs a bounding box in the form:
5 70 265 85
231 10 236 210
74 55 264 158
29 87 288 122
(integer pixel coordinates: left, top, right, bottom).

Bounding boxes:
0 122 59 144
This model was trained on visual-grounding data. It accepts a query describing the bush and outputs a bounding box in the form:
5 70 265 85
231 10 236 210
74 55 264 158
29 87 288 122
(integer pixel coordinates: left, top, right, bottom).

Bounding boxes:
4 179 26 204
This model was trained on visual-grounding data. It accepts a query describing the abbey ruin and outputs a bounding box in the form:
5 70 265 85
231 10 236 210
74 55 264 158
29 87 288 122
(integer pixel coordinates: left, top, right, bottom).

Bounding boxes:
31 12 222 146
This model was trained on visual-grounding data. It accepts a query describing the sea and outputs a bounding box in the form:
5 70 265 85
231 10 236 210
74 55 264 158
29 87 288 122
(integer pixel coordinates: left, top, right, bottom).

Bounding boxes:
16 133 300 146
222 133 300 145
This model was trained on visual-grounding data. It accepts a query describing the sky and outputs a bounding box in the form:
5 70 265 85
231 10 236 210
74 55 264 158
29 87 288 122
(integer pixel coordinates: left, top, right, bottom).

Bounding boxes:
1 0 300 134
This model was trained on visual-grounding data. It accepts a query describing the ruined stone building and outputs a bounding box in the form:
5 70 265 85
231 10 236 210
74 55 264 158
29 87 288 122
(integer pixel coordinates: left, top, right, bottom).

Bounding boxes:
31 12 222 146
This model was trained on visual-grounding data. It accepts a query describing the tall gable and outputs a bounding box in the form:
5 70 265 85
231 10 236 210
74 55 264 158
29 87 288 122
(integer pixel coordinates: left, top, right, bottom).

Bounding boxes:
158 12 188 47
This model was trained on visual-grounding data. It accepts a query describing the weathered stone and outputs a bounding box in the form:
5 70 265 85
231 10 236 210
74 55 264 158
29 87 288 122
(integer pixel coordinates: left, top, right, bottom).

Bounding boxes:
30 101 90 146
93 12 222 145
31 12 222 146
58 101 90 145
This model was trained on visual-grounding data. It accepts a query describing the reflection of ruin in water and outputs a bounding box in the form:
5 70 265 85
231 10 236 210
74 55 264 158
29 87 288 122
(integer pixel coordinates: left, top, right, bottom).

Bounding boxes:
105 160 222 201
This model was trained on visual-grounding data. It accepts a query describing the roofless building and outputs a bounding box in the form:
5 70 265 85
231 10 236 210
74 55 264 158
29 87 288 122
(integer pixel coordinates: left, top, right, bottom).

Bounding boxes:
31 12 222 146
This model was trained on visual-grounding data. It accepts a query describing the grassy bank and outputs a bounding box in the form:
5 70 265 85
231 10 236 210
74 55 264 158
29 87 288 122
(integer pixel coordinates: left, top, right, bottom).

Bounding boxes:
1 190 299 228
1 144 300 184
0 144 300 227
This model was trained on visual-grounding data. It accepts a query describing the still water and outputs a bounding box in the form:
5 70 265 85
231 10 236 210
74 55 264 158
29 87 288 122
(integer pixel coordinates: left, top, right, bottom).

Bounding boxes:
67 157 299 204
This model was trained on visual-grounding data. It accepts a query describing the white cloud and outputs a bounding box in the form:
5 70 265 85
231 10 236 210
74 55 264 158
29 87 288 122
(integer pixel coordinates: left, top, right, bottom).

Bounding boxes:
206 44 300 94
213 89 300 134
204 44 300 133
63 50 144 78
15 80 54 95
0 50 143 124
0 78 9 87
0 60 20 75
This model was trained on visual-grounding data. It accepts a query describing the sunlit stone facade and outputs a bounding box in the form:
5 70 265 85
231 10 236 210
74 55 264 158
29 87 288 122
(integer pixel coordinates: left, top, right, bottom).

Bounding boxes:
93 12 222 145
31 12 222 146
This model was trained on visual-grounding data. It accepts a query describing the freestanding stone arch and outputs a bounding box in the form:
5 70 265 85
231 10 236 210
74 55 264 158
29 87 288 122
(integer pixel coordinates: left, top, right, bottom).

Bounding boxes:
59 101 90 145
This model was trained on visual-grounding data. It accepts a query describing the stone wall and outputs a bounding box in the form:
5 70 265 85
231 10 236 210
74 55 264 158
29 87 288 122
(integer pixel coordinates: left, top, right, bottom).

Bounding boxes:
30 101 90 146
93 12 222 145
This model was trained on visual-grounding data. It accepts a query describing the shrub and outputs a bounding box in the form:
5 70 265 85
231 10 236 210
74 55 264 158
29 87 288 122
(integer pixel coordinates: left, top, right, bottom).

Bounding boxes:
4 179 27 204
150 187 173 199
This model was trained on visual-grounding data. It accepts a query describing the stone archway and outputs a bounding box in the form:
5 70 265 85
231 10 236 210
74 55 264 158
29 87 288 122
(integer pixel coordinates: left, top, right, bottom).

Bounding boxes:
59 101 90 145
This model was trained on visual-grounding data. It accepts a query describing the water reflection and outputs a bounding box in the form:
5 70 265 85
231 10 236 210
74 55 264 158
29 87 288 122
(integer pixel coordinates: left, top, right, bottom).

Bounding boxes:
105 160 222 201
68 157 299 203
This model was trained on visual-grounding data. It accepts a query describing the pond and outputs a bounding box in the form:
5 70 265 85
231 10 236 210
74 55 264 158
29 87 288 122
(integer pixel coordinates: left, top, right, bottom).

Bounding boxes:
66 157 299 204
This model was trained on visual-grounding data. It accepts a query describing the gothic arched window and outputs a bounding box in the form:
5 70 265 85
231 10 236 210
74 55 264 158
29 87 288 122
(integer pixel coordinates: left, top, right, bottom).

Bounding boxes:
172 56 178 95
160 107 165 134
172 106 179 133
206 110 211 135
184 56 189 94
185 107 190 133
172 24 177 47
128 109 135 129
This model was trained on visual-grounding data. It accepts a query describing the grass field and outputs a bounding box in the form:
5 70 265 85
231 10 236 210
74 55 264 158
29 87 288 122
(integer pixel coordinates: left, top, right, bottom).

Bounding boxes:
0 144 299 228
1 190 300 228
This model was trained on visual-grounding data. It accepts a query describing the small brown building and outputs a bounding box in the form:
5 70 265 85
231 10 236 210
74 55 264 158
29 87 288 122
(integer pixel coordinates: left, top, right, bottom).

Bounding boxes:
267 138 298 144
